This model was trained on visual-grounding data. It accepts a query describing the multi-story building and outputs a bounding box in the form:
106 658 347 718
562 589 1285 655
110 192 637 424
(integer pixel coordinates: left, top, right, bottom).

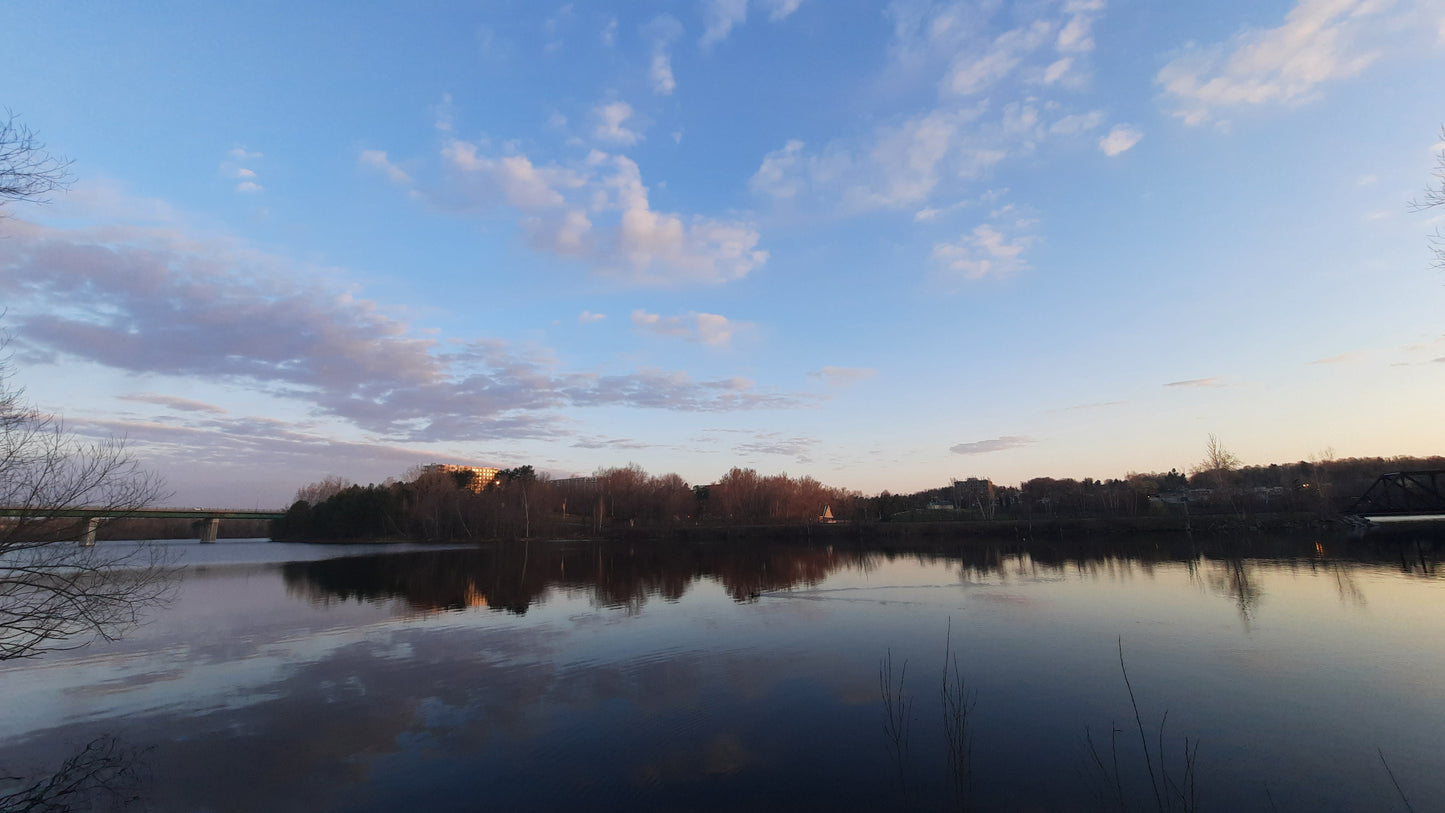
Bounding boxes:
423 464 499 493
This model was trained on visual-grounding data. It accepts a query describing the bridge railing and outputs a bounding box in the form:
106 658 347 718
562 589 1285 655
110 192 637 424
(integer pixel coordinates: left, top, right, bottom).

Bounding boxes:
0 507 285 545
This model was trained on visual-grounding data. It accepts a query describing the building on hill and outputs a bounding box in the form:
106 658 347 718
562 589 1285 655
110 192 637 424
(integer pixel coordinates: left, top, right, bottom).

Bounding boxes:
423 464 499 493
953 477 998 518
550 476 599 492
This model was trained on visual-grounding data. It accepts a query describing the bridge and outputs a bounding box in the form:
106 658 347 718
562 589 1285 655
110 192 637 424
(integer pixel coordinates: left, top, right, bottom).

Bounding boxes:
0 507 286 545
1348 471 1445 526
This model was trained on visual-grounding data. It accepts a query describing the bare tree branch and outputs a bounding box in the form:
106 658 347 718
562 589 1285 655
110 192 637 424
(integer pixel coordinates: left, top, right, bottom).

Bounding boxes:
0 341 174 660
0 112 73 214
1408 126 1445 270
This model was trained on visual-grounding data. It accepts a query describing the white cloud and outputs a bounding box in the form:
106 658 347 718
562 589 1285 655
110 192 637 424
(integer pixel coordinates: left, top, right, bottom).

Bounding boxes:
1042 57 1073 85
221 147 265 193
420 140 766 285
699 0 799 46
945 20 1052 96
749 139 807 198
809 366 876 386
693 312 738 346
593 101 642 145
1155 0 1414 125
529 209 594 256
864 110 959 206
360 149 412 185
751 103 1045 213
604 156 766 284
433 93 456 133
117 393 229 415
914 189 1001 222
631 310 745 345
651 52 677 95
578 310 607 323
761 0 803 21
1049 110 1105 135
734 432 817 460
950 435 1035 455
932 222 1032 280
494 154 569 208
0 212 801 445
1056 0 1104 53
601 17 618 47
441 141 581 209
749 2 1113 217
1098 124 1142 156
646 15 684 96
700 0 748 46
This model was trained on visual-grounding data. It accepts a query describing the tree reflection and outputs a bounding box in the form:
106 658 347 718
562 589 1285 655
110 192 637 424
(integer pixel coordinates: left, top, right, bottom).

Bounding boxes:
0 736 145 812
282 542 866 615
1208 558 1262 623
281 534 1444 618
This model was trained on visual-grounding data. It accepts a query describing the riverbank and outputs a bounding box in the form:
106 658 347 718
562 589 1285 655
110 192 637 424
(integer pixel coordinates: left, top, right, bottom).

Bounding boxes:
615 511 1331 545
273 510 1445 547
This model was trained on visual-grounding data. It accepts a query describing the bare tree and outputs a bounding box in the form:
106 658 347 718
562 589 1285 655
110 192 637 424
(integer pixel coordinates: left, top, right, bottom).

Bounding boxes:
0 353 171 661
0 112 72 213
1409 126 1445 269
1193 433 1240 484
1190 433 1242 515
293 475 353 506
0 117 172 660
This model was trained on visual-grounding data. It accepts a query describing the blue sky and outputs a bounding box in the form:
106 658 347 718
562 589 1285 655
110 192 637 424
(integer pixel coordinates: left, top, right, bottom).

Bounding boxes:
2 0 1443 506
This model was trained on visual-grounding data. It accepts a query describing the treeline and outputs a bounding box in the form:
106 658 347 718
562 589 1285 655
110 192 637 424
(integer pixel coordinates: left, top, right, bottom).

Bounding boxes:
877 455 1445 520
273 464 863 543
274 453 1444 543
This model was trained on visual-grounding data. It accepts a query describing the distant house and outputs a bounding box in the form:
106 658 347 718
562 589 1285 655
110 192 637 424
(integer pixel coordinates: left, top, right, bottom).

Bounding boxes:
1149 488 1213 506
820 505 836 523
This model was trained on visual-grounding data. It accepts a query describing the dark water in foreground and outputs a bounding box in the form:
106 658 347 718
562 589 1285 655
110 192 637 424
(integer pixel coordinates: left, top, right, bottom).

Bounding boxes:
2 534 1443 811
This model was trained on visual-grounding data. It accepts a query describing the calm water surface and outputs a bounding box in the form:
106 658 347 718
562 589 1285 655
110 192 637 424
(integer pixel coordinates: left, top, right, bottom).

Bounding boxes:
2 534 1443 811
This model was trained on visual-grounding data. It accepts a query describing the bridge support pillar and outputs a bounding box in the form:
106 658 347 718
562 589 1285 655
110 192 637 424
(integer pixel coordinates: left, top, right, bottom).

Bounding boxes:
199 517 220 544
81 516 100 547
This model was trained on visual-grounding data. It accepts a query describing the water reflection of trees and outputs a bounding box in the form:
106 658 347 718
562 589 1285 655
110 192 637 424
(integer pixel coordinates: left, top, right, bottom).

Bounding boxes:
283 542 860 615
281 534 1445 617
0 735 145 812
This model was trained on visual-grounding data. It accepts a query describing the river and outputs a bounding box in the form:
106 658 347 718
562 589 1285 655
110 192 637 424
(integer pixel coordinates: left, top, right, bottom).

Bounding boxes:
1 533 1441 811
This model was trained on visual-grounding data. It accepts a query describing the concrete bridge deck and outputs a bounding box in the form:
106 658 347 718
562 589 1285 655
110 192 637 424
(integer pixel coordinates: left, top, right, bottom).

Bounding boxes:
0 507 285 544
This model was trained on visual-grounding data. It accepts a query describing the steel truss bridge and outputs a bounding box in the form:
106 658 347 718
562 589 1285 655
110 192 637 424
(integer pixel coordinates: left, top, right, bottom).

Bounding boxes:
1348 471 1445 524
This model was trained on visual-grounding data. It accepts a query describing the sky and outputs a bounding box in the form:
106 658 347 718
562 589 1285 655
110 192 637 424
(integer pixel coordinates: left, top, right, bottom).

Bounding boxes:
1 0 1444 507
